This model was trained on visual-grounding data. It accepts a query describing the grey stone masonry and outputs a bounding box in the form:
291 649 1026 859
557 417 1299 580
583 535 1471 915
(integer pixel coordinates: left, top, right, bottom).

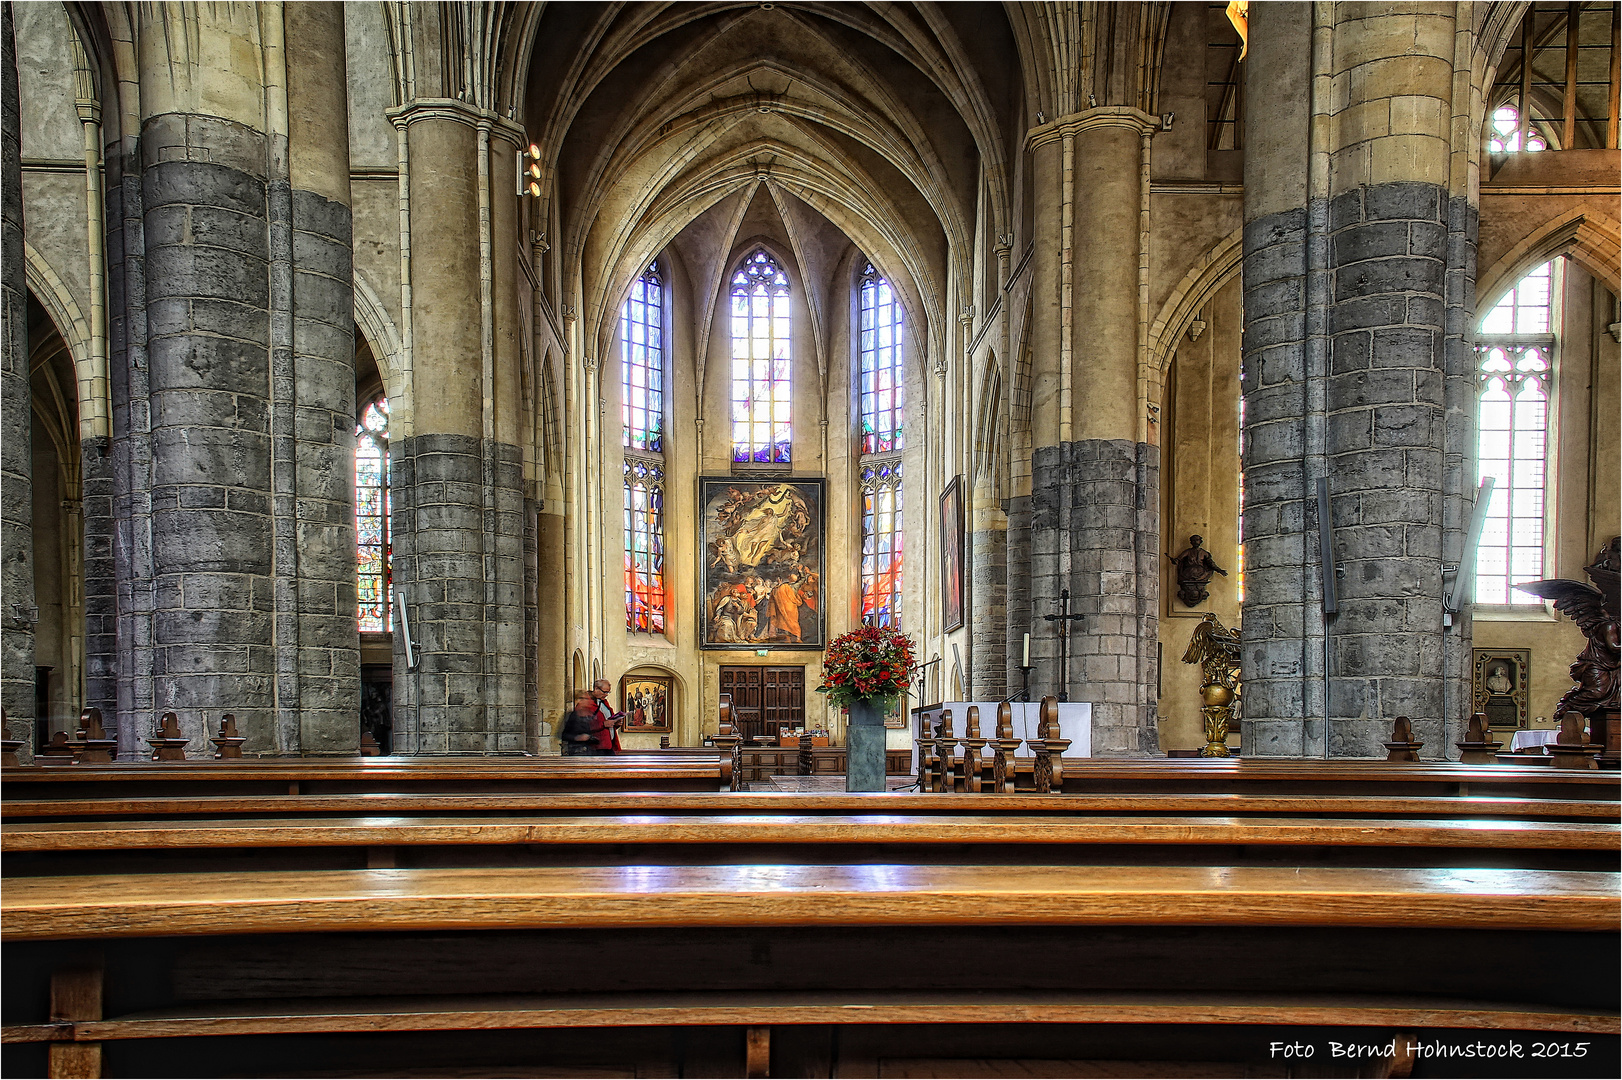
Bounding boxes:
1 2 35 750
141 113 275 755
1440 196 1480 758
1029 439 1160 755
81 436 115 725
391 434 527 753
969 506 1007 702
1003 494 1032 700
1324 180 1449 756
107 105 155 759
1239 205 1319 756
289 188 358 753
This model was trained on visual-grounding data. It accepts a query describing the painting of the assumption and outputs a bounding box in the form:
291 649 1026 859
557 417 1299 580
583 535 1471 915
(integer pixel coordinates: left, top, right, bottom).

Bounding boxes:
701 478 824 649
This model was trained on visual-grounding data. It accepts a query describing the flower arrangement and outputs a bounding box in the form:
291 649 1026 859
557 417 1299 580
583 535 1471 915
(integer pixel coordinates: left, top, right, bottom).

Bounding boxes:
815 624 917 709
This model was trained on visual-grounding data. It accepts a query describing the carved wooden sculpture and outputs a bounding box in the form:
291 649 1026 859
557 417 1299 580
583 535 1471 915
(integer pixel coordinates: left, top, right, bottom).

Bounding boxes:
0 707 23 766
37 730 75 765
211 714 247 759
991 702 1020 794
959 706 988 794
915 713 936 792
1547 714 1601 771
1454 712 1502 765
148 712 190 761
713 697 743 790
1030 696 1071 793
933 710 954 792
1383 716 1423 763
1514 536 1620 766
70 707 117 764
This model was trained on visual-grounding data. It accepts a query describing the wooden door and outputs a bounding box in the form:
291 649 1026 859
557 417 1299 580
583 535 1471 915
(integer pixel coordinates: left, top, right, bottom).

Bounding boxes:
762 667 806 738
719 666 804 741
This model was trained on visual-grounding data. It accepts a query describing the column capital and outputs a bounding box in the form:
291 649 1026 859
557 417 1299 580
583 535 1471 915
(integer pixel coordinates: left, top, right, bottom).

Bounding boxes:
1028 106 1161 151
387 99 528 148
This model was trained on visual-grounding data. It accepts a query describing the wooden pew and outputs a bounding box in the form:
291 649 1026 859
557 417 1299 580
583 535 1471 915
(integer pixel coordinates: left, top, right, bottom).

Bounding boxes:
1 752 734 801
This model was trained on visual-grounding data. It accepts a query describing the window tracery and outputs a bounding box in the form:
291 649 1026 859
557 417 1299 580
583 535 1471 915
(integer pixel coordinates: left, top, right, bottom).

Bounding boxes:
730 250 792 464
860 460 904 628
1475 260 1557 606
355 395 391 633
859 262 904 455
622 263 664 452
857 261 904 628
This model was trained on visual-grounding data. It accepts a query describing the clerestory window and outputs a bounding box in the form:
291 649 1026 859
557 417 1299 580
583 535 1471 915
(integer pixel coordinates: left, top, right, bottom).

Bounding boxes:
730 250 792 465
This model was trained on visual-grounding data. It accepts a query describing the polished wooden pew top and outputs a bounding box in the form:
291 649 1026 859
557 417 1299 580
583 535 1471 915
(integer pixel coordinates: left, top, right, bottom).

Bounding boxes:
5 863 1616 939
5 990 1616 1043
5 813 1616 851
5 790 1617 822
2 753 723 784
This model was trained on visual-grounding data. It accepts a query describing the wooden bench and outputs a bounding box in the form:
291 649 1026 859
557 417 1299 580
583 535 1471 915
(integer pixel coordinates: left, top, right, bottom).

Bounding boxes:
4 790 1615 822
0 752 733 799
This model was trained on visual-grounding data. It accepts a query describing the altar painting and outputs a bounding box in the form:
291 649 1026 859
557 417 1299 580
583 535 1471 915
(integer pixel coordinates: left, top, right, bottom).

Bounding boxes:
620 674 673 733
700 478 824 649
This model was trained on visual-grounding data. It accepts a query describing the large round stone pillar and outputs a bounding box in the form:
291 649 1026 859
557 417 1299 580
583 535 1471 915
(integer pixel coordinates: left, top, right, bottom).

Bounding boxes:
1025 109 1161 756
1241 3 1462 757
387 103 528 754
285 0 358 752
1 2 35 749
1323 3 1457 755
136 5 276 753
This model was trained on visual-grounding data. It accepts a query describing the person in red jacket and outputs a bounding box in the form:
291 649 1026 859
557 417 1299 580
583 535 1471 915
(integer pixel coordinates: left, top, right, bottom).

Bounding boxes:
591 679 624 754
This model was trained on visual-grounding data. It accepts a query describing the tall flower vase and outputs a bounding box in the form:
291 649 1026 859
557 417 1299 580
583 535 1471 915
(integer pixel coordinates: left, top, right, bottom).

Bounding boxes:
846 699 887 792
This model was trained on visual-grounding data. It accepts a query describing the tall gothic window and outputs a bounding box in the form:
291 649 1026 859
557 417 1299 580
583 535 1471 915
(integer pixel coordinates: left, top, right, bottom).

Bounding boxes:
859 262 904 454
860 461 904 627
355 395 391 632
623 459 666 633
857 261 904 627
1475 260 1557 605
621 262 667 633
622 263 664 451
730 250 792 464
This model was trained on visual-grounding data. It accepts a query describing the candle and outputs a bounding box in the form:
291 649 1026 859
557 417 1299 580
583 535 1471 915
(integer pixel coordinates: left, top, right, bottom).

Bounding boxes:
1022 633 1030 668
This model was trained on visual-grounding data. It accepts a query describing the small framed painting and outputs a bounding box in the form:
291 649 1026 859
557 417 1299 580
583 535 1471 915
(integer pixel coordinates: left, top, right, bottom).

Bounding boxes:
940 475 965 632
620 674 674 733
1472 648 1529 730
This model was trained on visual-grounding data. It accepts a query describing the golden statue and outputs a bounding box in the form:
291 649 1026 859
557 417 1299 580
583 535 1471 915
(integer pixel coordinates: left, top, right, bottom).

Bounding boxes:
1181 612 1240 757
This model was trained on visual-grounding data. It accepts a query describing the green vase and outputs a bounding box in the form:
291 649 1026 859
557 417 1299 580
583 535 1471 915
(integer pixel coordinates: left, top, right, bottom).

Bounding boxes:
846 698 887 792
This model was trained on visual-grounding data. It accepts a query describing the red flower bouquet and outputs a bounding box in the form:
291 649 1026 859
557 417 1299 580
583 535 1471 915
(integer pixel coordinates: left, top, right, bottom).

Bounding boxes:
815 624 917 709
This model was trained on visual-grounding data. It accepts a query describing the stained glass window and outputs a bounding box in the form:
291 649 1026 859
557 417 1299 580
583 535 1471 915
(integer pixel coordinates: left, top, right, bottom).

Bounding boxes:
730 250 792 464
621 263 664 452
624 459 666 633
859 263 904 454
860 461 903 627
1487 104 1548 153
1475 261 1555 605
355 395 391 632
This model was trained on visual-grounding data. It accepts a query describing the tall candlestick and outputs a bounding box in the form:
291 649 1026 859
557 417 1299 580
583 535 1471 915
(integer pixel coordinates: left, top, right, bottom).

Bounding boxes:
1022 633 1030 668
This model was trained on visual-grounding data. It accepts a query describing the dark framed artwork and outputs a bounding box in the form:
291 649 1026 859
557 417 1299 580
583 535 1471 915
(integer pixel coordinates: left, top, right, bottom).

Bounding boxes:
699 478 825 649
940 475 965 632
1472 648 1529 729
620 674 673 733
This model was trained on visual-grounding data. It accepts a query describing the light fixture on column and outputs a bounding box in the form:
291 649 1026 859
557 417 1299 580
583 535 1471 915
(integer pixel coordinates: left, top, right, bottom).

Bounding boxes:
518 143 543 198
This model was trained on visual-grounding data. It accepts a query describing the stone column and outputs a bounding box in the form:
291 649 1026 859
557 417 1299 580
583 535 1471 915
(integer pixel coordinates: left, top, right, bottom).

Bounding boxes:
969 475 1007 701
136 6 276 753
1 1 36 748
284 1 358 752
1241 3 1460 756
387 102 527 754
1239 3 1319 755
1323 3 1456 754
1026 109 1161 756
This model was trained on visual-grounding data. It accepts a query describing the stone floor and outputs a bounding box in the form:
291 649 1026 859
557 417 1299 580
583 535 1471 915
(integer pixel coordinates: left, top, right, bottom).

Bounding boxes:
751 775 920 792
